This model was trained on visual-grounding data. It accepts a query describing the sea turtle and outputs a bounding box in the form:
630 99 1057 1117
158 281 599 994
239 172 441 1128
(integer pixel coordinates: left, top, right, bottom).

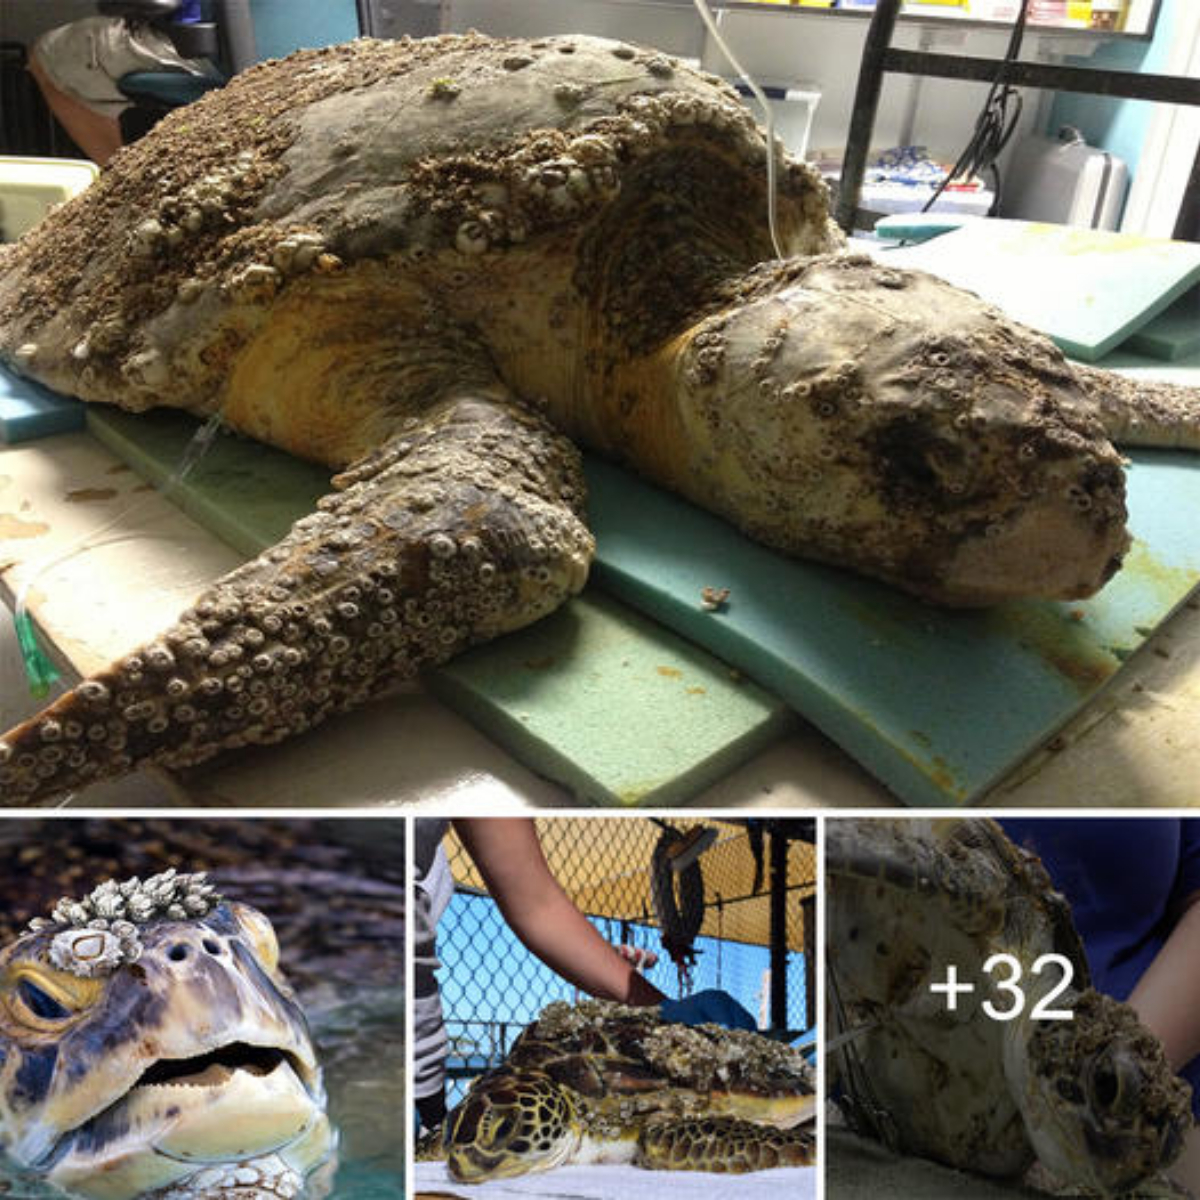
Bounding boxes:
427 998 815 1181
2 33 1199 804
0 869 335 1199
826 818 1194 1197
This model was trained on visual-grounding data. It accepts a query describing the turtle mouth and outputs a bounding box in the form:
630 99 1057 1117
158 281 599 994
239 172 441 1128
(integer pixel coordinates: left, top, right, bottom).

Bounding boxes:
42 1039 326 1194
133 1043 305 1092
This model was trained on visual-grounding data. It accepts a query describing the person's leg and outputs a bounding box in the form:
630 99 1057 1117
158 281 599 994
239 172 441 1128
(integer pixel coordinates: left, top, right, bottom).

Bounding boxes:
27 55 123 165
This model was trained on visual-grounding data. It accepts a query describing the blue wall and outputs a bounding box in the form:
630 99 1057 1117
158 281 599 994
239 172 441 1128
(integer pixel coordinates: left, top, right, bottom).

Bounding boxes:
1048 0 1180 178
250 0 361 60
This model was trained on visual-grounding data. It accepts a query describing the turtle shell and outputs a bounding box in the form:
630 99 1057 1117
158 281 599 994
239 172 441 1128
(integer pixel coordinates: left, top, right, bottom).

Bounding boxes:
0 32 836 464
508 999 814 1122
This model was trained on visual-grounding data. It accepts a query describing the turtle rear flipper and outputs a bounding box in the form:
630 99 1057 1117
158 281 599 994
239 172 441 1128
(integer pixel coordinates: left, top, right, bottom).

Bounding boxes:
0 391 593 804
1073 363 1200 450
637 1114 815 1172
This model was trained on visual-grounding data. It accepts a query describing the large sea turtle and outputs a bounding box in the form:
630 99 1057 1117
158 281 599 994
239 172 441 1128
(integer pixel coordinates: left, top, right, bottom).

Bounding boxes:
426 998 815 1180
826 818 1193 1197
1 32 1198 803
0 869 335 1199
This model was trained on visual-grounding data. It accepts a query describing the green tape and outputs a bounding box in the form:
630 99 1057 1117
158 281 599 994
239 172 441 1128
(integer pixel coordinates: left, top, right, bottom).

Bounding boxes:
14 610 61 698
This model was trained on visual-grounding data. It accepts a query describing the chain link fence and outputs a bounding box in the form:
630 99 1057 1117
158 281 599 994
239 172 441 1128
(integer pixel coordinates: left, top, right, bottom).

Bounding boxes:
435 817 816 1102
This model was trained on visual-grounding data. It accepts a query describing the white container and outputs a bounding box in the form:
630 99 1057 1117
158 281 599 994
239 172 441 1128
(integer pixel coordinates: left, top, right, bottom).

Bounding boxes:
733 82 823 159
1002 133 1129 229
0 156 99 242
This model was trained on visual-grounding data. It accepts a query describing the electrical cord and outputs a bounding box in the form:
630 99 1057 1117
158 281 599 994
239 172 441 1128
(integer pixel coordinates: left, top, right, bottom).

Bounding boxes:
921 0 1032 215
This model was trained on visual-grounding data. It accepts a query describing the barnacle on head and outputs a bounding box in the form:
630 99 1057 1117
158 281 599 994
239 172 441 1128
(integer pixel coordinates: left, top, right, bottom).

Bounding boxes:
25 870 221 978
34 870 221 932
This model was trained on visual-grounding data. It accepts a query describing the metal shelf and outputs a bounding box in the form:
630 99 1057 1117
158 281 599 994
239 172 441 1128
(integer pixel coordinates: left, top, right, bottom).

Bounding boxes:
834 0 1200 238
626 0 1159 41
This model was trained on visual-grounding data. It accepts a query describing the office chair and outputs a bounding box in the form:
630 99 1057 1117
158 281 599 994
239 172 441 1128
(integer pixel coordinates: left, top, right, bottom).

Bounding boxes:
96 0 257 142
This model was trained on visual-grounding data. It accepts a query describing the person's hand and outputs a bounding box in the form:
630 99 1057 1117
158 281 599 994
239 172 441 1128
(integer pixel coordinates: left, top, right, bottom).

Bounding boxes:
614 944 659 970
659 988 756 1031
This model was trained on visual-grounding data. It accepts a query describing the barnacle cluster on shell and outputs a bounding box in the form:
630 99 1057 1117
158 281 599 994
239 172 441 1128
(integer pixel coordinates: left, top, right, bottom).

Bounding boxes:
156 1155 303 1200
531 999 813 1097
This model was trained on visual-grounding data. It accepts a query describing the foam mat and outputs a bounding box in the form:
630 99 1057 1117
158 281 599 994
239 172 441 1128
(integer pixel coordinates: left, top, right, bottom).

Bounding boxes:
871 220 1200 362
0 363 84 444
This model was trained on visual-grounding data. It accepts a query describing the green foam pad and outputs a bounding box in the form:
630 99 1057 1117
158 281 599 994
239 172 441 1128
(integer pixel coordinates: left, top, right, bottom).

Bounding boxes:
428 591 795 805
873 212 977 244
1126 287 1200 361
88 407 327 554
583 449 1200 807
870 220 1200 362
0 363 84 443
85 407 792 799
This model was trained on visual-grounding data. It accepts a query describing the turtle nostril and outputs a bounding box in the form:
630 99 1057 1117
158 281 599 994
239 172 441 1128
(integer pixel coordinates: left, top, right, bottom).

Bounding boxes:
168 944 190 962
202 938 222 956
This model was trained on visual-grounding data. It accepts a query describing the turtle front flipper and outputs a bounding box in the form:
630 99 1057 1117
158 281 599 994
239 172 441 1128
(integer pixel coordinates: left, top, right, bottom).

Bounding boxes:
637 1114 815 1172
1072 362 1200 450
826 818 1014 935
0 392 593 804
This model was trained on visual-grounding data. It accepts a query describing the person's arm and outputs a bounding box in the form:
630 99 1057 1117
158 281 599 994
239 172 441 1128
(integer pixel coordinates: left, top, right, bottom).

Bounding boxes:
453 818 665 1007
1129 889 1200 1071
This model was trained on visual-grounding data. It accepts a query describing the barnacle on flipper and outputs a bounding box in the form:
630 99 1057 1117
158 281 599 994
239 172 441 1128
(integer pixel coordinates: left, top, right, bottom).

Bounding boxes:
0 32 1197 804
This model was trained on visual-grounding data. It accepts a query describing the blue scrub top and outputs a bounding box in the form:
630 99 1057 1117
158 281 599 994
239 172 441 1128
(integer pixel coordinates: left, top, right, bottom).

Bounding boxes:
1001 818 1200 1116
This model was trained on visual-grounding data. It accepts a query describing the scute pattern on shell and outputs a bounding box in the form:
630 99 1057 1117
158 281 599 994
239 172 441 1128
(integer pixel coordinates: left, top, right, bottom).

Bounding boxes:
0 32 1198 803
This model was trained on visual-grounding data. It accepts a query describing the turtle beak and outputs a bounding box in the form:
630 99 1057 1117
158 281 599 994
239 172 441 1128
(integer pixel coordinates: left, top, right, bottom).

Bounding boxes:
41 1044 331 1200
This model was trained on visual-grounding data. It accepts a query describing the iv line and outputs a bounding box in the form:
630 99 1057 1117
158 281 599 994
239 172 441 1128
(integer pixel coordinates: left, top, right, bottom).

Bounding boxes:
692 0 785 261
12 409 226 697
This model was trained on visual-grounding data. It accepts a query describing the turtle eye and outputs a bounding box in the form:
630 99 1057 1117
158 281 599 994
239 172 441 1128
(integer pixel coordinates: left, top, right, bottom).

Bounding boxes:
1091 1062 1119 1108
230 903 280 973
17 978 71 1021
1088 1053 1140 1115
489 1115 515 1145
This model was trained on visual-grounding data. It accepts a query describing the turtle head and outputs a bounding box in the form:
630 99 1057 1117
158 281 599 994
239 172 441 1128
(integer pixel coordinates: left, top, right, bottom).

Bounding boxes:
1008 990 1191 1195
444 1069 581 1182
0 873 333 1199
672 255 1129 606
